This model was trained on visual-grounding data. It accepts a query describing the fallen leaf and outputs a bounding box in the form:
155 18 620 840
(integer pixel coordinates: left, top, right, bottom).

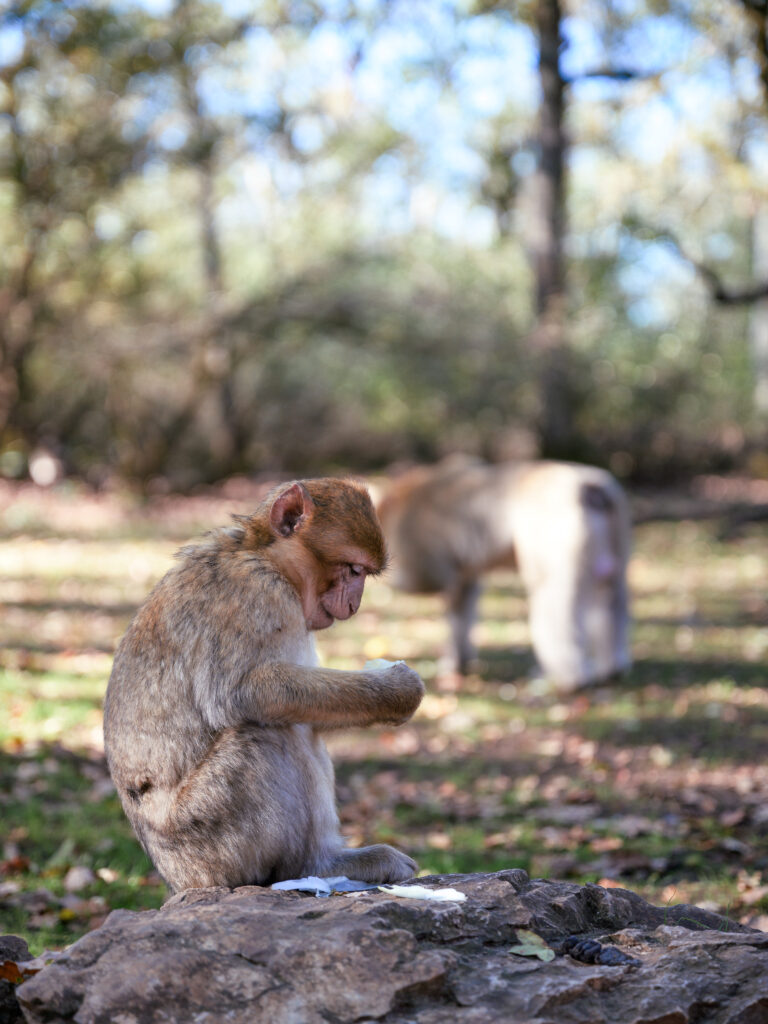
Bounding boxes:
509 929 555 962
0 960 26 984
1 855 30 874
0 952 59 984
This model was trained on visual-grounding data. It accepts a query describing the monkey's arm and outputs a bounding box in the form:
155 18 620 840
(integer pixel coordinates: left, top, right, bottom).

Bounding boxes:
230 661 424 729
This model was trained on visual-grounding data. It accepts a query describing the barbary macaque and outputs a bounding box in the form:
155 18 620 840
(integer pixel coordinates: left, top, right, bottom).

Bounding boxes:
378 458 631 688
104 479 424 893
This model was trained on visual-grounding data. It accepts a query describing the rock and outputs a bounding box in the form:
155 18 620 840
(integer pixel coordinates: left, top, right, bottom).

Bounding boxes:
16 871 768 1024
1 934 31 1024
62 867 96 894
0 936 31 963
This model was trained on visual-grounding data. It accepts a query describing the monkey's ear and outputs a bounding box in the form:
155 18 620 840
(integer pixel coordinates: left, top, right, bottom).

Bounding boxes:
269 483 315 537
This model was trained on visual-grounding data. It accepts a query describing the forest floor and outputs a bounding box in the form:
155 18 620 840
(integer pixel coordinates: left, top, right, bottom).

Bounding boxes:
1 475 768 954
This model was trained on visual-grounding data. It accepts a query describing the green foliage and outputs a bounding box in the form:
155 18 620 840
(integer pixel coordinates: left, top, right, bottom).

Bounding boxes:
0 0 767 485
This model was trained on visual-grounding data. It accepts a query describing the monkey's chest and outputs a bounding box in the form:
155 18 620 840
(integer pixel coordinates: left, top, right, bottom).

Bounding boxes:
286 724 334 784
277 725 338 840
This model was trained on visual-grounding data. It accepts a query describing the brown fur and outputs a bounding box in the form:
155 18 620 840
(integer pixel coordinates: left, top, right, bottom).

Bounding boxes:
103 478 424 892
378 458 631 688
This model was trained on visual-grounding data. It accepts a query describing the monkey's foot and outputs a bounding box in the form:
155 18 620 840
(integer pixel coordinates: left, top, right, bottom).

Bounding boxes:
329 845 417 884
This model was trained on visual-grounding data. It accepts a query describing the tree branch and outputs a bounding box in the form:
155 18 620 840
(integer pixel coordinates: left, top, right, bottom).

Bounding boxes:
565 67 655 83
650 228 768 306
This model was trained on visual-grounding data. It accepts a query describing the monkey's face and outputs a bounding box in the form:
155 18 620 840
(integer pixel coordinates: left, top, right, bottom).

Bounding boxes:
311 562 369 630
264 479 387 632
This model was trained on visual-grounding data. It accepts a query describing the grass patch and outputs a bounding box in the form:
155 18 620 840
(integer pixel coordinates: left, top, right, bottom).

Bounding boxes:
2 483 768 954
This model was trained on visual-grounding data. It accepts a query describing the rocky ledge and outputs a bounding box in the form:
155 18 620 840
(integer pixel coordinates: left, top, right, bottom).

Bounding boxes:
10 870 768 1024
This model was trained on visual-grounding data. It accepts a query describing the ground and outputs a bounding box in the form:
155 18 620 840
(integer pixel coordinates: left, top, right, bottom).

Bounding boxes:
1 476 767 955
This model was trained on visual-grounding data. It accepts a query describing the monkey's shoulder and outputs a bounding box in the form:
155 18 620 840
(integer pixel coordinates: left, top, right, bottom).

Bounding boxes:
123 546 303 647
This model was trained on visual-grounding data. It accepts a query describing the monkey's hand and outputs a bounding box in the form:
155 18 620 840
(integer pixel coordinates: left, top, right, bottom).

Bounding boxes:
369 662 425 726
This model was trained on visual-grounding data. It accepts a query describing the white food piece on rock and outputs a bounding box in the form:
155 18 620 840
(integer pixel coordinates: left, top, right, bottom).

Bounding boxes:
379 884 467 902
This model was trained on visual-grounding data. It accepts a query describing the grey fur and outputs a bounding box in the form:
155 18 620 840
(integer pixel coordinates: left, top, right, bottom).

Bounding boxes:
104 491 424 892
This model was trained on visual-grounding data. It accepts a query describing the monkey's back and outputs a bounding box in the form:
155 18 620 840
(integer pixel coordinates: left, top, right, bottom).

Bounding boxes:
379 458 629 593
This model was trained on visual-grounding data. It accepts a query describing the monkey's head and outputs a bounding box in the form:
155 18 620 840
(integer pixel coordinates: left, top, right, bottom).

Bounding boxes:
263 479 387 630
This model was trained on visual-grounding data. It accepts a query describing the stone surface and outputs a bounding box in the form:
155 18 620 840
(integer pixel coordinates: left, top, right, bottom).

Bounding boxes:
15 871 768 1024
62 867 97 894
1 935 31 1024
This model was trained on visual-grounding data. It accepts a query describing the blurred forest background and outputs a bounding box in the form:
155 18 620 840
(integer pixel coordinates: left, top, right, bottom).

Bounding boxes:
4 0 768 960
3 0 768 490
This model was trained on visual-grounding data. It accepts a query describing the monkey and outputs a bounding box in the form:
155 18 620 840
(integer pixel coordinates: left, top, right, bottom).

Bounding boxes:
103 478 425 893
377 457 631 689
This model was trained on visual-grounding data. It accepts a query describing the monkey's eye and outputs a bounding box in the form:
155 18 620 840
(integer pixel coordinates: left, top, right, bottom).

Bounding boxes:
349 564 364 577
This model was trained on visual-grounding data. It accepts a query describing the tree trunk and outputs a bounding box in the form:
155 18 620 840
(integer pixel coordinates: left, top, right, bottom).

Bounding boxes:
749 204 768 416
530 0 573 457
198 153 223 296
